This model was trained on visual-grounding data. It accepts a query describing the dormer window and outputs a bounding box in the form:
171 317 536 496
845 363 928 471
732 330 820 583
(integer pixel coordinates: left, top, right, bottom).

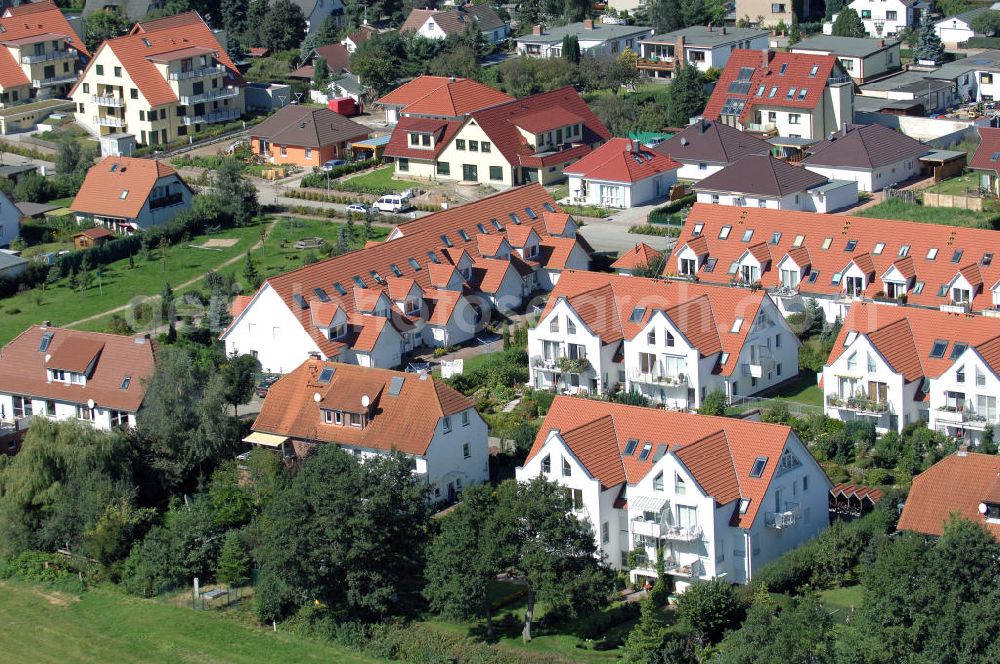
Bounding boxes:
330 322 346 339
526 244 538 258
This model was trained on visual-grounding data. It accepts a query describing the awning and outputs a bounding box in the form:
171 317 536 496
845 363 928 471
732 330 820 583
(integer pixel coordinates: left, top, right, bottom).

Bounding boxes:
629 494 669 512
242 431 289 447
919 149 966 164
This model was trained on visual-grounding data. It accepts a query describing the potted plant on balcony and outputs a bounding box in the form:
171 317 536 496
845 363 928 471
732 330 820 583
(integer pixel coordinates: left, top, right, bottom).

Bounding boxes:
557 356 591 375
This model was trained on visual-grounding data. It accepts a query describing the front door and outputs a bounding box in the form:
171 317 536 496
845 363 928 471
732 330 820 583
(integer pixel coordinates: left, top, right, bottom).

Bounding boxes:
462 164 478 181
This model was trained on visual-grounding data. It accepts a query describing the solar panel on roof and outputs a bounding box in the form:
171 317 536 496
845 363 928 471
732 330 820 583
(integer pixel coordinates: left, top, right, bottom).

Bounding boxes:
727 81 752 94
314 287 330 302
737 66 755 81
293 293 308 309
388 376 405 396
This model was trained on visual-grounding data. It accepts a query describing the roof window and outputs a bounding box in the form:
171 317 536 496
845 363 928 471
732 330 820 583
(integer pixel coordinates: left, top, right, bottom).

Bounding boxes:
408 257 421 270
390 264 403 277
120 375 131 390
719 225 732 239
625 438 639 456
333 282 346 295
929 339 948 358
792 234 804 247
821 237 832 250
730 317 744 333
926 247 938 260
899 244 910 257
749 456 767 478
639 443 653 461
317 367 335 384
39 333 52 352
951 249 964 263
845 239 857 252
809 65 819 77
950 342 968 359
874 242 885 255
741 228 754 242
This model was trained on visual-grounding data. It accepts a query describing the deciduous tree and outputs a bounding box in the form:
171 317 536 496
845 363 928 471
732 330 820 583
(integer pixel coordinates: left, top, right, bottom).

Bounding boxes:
666 63 707 128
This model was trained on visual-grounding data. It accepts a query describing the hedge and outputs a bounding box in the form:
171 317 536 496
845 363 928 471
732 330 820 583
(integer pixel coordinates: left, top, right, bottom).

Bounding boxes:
628 224 680 237
299 158 381 189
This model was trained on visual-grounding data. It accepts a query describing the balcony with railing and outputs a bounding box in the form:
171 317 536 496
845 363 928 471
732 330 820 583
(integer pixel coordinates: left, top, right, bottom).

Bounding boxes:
767 284 800 299
765 503 801 529
179 86 240 106
149 192 184 210
631 517 664 539
661 524 702 542
940 301 971 314
168 64 225 80
32 73 79 87
666 558 705 578
93 115 126 128
21 48 77 64
744 122 777 135
826 394 891 416
92 94 124 107
178 108 241 125
627 368 688 386
935 402 993 427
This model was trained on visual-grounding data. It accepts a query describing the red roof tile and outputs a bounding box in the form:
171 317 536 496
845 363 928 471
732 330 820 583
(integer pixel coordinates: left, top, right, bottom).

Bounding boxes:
564 138 681 184
898 452 1000 541
0 0 87 89
970 127 1000 176
71 157 186 220
611 242 664 270
376 75 511 117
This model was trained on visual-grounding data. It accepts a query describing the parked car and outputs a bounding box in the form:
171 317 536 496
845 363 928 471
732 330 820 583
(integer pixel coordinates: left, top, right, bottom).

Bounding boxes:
256 376 280 398
321 159 347 171
346 203 377 215
374 194 411 213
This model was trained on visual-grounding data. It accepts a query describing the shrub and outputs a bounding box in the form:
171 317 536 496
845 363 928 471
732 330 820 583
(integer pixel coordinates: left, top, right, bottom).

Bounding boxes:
299 158 380 188
628 224 680 237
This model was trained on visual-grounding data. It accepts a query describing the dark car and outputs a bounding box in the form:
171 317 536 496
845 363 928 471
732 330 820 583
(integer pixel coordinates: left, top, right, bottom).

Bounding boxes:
256 376 280 398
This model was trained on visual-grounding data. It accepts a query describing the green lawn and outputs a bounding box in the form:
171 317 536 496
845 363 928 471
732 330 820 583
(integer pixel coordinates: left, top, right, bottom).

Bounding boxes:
764 372 824 407
0 224 264 344
819 584 864 624
342 165 420 192
856 197 999 229
0 581 381 663
926 173 980 196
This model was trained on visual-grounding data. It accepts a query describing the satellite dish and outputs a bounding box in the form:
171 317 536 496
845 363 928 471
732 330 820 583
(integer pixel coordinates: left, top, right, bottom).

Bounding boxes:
87 398 95 410
979 502 988 514
361 394 370 408
313 392 322 403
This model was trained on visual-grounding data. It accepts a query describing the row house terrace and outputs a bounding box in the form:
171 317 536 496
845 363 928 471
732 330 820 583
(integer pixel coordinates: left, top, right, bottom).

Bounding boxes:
669 204 1000 323
823 303 1000 443
70 12 245 147
516 397 831 590
0 325 155 433
527 271 799 406
222 185 591 373
0 1 89 105
246 358 489 500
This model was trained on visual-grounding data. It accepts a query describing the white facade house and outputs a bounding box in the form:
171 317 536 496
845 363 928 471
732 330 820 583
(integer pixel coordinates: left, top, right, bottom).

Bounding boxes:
934 6 1000 45
222 186 592 374
564 138 680 208
822 303 1000 443
516 397 831 589
0 325 155 432
515 20 652 59
400 5 509 44
249 358 490 500
802 123 929 193
0 190 20 248
843 0 924 39
637 26 769 80
652 120 772 182
527 271 800 406
790 35 901 84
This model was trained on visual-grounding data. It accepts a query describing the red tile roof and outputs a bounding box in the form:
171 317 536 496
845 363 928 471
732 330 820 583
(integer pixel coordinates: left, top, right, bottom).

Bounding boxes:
970 127 1000 176
71 12 243 107
827 302 1000 381
74 227 113 241
527 396 801 526
469 87 611 169
230 294 253 319
252 358 476 456
71 157 185 220
704 50 843 125
898 452 1000 541
538 270 769 376
564 137 681 184
671 204 1000 311
0 0 87 90
611 242 663 270
0 325 154 412
376 75 512 117
830 482 886 503
543 211 572 235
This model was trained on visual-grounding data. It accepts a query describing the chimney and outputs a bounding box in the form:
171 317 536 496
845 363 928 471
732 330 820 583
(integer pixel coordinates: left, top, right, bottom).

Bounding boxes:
583 18 594 30
675 35 685 65
842 121 848 134
532 24 542 36
308 351 321 360
958 443 970 456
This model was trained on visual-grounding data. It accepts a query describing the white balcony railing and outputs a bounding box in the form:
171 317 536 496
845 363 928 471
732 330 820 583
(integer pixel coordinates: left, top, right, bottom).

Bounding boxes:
745 122 777 133
168 65 225 80
91 95 124 107
178 109 240 126
32 73 78 87
765 504 801 529
940 302 971 314
93 115 125 128
21 48 76 64
531 355 559 372
627 368 688 386
179 86 240 106
661 524 702 542
631 518 663 539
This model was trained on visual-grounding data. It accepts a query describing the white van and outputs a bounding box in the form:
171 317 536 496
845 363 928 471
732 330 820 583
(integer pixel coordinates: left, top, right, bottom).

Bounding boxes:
374 194 411 213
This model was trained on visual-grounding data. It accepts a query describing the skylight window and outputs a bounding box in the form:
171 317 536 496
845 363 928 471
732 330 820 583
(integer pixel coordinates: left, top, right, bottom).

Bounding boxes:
845 239 857 252
704 257 718 272
937 284 949 297
728 261 740 275
719 225 732 240
390 264 403 277
720 352 729 364
120 375 131 390
992 151 1000 162
408 257 421 270
771 231 781 245
458 229 470 242
543 202 555 212
779 63 788 75
524 207 537 219
798 88 808 99
120 190 128 199
491 219 503 231
899 244 910 257
808 271 820 283
730 318 744 333
427 251 440 264
951 249 964 263
809 65 819 77
874 242 885 255
317 367 335 384
477 223 488 234
950 342 968 359
370 270 384 284
333 282 346 295
293 293 307 309
756 85 765 96
929 340 948 358
652 444 667 462
39 333 52 352
639 443 653 461
768 86 777 98
624 439 639 456
832 272 843 285
821 237 832 250
142 38 151 47
845 331 858 346
508 212 521 225
352 275 365 288
749 456 768 478
693 222 704 236
630 307 646 323
927 248 938 260
786 87 796 99
913 281 925 294
741 229 754 243
792 235 804 247
313 287 329 302
440 234 453 247
983 252 994 266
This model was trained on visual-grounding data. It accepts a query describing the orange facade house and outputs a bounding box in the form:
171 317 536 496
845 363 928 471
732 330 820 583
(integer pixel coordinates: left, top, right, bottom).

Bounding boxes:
250 105 370 168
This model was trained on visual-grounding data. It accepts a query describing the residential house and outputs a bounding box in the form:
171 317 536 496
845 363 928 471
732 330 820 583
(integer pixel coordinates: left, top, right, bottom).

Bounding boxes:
898 451 1000 540
247 358 489 499
790 36 900 84
858 69 955 114
665 204 1000 322
515 19 651 59
823 303 1000 440
250 105 368 168
611 242 663 276
970 127 1000 195
802 123 931 192
289 0 347 34
703 50 855 140
0 249 27 279
0 189 19 248
386 86 612 187
70 12 246 146
733 0 796 31
70 156 194 233
375 74 512 125
0 1 89 105
651 120 771 182
400 4 509 44
515 397 831 589
288 42 352 83
563 138 680 208
340 25 376 54
637 25 768 80
72 226 113 249
693 154 859 212
221 185 592 373
935 5 1000 46
0 325 155 431
842 0 925 39
527 270 800 406
923 51 1000 104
